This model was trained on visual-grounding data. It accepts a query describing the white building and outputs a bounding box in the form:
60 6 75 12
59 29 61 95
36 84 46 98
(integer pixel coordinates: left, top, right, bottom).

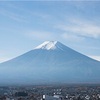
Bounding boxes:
42 95 61 100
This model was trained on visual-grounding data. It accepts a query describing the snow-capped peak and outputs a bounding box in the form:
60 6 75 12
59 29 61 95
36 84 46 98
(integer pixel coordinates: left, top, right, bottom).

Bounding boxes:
34 41 59 50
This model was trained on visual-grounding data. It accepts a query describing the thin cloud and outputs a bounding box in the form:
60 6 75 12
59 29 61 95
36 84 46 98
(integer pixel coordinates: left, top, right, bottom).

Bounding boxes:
8 2 49 19
56 19 100 39
26 30 57 41
61 33 85 42
0 9 28 23
0 3 51 23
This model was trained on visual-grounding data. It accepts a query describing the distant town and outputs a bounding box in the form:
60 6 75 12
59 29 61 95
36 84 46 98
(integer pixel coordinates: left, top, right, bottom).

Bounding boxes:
0 84 100 100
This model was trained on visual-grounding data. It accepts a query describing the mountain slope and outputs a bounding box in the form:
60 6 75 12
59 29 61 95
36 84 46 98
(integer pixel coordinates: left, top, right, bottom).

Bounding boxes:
0 41 100 85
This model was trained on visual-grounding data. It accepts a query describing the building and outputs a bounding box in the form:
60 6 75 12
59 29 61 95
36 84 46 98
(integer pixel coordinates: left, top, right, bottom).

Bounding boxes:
42 95 61 100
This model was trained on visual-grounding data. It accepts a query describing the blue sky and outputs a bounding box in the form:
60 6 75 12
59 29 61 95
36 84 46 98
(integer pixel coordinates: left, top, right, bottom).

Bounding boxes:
0 1 100 62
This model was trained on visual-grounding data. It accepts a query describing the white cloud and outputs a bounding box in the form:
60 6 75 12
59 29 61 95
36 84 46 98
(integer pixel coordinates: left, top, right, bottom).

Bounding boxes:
1 2 51 20
30 11 51 19
61 33 84 42
56 19 100 39
0 9 28 23
26 30 57 41
88 55 100 61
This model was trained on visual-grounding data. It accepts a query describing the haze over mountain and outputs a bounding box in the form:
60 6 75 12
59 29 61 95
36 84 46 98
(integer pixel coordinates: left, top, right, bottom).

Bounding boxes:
0 41 100 85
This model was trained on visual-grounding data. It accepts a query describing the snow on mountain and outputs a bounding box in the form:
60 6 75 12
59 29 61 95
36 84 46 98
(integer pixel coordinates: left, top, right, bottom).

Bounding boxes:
0 41 100 85
34 41 58 50
34 41 65 51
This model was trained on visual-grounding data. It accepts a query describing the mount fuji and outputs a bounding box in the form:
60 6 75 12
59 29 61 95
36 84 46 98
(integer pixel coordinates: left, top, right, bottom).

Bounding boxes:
0 41 100 85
